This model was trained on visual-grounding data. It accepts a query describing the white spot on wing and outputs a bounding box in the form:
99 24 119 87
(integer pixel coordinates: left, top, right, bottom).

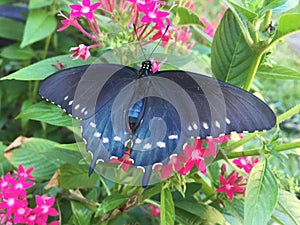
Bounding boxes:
192 123 198 130
143 143 152 149
89 122 96 128
203 122 209 130
64 96 69 101
102 137 109 143
84 111 88 115
94 132 101 137
215 120 220 128
74 104 80 110
83 138 87 144
81 107 86 113
135 138 142 144
68 100 73 106
137 166 145 173
156 141 166 148
226 118 231 124
168 134 178 139
114 136 121 141
188 125 193 131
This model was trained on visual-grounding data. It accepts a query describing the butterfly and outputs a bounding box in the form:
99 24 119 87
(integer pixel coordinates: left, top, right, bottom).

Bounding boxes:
39 60 276 187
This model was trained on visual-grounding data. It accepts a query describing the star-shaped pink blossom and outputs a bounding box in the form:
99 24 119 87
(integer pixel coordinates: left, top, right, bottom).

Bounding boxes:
216 171 245 201
161 154 187 179
110 151 134 172
70 44 91 61
70 0 102 20
233 157 259 174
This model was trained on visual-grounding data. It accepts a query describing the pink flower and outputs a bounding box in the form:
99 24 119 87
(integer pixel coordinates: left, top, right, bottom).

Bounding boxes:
200 18 215 37
70 0 102 20
70 44 91 60
180 139 210 175
151 25 172 47
150 58 167 73
139 1 170 28
233 157 259 174
161 154 187 179
14 164 35 180
148 204 160 217
57 12 81 32
216 171 246 201
110 151 134 172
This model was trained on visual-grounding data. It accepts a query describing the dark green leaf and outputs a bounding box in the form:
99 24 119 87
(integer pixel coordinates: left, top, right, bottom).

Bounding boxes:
173 7 204 26
0 142 12 176
29 0 53 9
1 55 96 81
175 200 226 224
4 137 66 179
244 159 278 225
96 194 128 216
71 200 93 225
272 189 300 224
271 14 300 45
1 43 35 60
211 10 256 87
59 164 98 189
161 188 174 225
0 17 24 41
20 9 56 47
256 64 300 80
16 101 73 127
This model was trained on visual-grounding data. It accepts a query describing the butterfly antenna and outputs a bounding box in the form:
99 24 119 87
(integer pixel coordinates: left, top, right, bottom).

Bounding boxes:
149 25 169 59
133 24 147 61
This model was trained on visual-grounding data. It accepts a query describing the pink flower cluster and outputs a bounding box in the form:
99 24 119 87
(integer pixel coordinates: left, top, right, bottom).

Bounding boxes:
216 157 259 201
148 204 160 217
0 165 59 225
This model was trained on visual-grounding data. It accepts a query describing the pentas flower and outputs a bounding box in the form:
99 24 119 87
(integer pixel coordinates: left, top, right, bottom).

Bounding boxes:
180 139 210 175
151 25 173 47
173 27 195 50
200 18 215 37
148 204 160 217
150 58 167 73
70 44 91 60
70 0 102 20
110 151 134 172
216 170 246 201
0 165 59 224
233 157 259 174
160 154 187 179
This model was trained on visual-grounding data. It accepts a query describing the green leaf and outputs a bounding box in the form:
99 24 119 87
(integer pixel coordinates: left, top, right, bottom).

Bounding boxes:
0 142 12 176
271 14 300 45
223 198 244 224
175 200 226 224
20 9 56 47
256 64 300 80
16 101 73 127
261 0 299 15
96 194 128 216
1 43 35 60
161 188 175 225
173 7 204 26
211 10 256 87
0 18 24 41
59 164 98 189
29 0 53 9
71 201 93 225
272 189 300 224
4 137 66 179
1 55 96 80
244 159 278 225
226 0 258 21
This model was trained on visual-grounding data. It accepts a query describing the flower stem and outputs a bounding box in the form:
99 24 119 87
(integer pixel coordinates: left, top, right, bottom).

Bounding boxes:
277 103 300 124
244 52 263 91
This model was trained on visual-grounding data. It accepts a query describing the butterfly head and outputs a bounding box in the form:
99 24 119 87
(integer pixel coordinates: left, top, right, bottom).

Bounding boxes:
139 60 153 77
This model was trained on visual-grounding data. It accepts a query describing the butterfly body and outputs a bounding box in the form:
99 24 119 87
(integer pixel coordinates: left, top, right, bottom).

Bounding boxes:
39 61 276 187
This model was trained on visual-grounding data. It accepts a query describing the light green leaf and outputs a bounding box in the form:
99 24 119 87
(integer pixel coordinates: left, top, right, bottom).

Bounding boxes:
256 64 300 80
96 194 128 216
211 10 256 87
59 164 98 189
29 0 53 9
173 7 204 26
161 188 174 225
261 0 299 15
71 201 93 225
272 189 300 224
244 159 278 225
271 14 300 45
1 43 35 60
16 102 73 127
175 200 226 224
4 137 66 179
20 9 56 47
1 55 96 81
226 0 258 21
0 17 24 41
223 198 244 224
